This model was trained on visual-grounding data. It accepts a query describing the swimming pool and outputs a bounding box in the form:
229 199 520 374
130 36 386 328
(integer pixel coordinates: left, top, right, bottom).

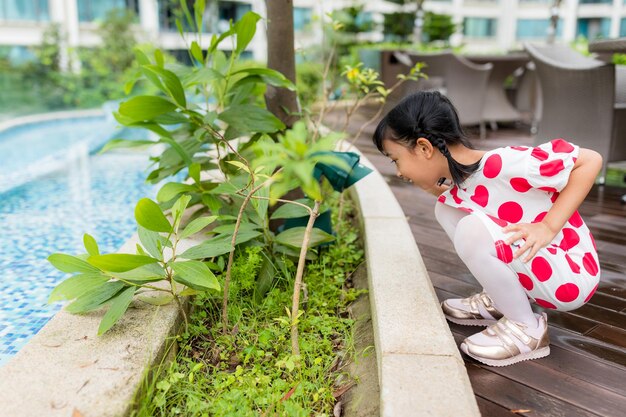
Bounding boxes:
0 114 160 366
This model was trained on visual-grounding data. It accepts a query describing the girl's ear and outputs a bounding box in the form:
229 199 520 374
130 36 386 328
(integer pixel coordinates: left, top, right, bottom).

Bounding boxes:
414 137 435 158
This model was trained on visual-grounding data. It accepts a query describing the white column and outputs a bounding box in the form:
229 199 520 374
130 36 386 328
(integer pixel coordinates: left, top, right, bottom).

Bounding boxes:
49 0 80 72
139 0 159 41
450 0 465 47
499 0 519 51
562 0 579 43
610 0 622 37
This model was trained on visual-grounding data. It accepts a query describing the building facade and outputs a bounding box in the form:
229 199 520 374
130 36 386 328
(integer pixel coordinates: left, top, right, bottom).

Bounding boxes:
1 0 626 66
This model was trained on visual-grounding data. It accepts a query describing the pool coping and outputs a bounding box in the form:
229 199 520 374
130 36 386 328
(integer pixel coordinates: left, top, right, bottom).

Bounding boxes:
0 109 106 133
0 131 479 416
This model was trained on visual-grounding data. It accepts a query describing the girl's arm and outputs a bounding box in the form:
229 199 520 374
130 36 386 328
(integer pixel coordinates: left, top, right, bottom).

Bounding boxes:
542 148 603 235
504 148 603 262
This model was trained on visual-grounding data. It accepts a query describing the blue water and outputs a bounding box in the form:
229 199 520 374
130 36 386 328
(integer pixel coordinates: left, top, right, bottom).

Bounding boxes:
0 115 160 367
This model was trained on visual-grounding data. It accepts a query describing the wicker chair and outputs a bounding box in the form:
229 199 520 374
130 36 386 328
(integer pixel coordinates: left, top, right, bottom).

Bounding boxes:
380 50 492 137
524 43 626 181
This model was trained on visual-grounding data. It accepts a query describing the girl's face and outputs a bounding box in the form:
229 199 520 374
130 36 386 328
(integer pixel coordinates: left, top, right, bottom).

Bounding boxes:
383 138 446 190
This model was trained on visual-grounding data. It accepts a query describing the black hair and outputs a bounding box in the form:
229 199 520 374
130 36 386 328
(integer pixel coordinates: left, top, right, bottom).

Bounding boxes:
373 91 480 186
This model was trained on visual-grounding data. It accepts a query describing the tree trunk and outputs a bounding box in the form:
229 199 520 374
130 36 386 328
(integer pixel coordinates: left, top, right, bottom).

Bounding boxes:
265 0 300 127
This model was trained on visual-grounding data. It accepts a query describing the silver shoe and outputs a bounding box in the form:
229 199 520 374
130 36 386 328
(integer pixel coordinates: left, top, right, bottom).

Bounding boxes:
441 291 503 326
460 313 550 367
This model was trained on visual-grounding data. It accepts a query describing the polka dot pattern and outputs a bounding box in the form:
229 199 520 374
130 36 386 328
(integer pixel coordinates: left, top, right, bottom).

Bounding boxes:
510 177 532 193
535 298 557 309
531 147 549 161
555 283 580 303
470 185 489 207
551 138 575 153
531 257 552 282
483 154 502 178
568 211 583 228
582 252 599 276
540 159 565 177
518 273 533 291
559 228 580 251
565 254 580 274
495 240 513 264
498 201 524 223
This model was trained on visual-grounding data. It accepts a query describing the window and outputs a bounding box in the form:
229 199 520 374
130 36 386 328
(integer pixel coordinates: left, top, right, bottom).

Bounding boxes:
0 0 49 22
77 0 139 22
294 7 312 31
579 0 611 4
463 18 496 38
218 1 252 32
517 19 562 40
577 18 611 40
620 18 626 37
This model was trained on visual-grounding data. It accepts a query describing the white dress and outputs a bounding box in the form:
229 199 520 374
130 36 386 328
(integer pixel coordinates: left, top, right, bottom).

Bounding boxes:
437 139 600 311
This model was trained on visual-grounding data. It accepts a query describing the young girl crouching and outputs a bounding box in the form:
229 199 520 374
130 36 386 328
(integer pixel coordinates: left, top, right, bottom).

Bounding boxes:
373 91 602 367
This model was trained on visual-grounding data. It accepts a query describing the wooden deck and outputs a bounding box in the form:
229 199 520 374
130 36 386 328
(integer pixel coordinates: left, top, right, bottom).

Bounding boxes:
327 107 626 416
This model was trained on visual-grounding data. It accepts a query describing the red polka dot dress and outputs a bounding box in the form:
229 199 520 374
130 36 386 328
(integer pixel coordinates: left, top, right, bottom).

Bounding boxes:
437 139 600 311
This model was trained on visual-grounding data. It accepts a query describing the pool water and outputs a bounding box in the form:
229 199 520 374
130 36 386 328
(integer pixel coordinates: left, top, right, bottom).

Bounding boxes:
0 115 160 366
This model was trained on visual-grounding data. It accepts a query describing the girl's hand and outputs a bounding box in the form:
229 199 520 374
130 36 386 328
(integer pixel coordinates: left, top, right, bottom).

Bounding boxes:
502 222 557 262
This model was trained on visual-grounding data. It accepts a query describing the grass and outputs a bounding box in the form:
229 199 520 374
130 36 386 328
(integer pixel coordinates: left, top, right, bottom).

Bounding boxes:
130 195 367 417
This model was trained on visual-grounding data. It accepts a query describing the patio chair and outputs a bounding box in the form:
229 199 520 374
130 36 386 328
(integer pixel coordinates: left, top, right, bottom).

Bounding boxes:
524 43 626 181
380 50 492 138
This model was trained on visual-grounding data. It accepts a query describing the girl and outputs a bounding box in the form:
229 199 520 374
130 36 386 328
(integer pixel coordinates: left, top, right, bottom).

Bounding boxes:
373 91 602 367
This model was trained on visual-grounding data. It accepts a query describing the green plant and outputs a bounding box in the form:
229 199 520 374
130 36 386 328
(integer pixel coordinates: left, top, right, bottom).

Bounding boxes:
422 12 456 44
47 196 221 335
129 194 366 417
383 12 415 42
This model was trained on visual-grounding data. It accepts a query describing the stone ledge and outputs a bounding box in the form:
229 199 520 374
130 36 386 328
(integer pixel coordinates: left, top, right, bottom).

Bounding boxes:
0 108 105 132
346 144 480 417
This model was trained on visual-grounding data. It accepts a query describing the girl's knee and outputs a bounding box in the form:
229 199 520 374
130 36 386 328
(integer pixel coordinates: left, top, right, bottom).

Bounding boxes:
453 215 495 261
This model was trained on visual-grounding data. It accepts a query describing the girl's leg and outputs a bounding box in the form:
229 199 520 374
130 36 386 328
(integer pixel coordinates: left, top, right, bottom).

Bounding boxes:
453 214 538 328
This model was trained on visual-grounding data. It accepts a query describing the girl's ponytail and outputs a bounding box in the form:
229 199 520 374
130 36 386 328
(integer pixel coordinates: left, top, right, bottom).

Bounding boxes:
432 137 480 186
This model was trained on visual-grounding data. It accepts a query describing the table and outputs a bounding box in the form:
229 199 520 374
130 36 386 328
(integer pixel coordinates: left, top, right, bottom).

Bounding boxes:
466 53 530 127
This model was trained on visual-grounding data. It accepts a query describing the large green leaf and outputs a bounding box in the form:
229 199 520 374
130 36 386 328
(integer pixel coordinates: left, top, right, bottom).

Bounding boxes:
179 241 234 260
218 105 285 134
157 183 196 203
137 226 164 260
48 253 100 274
143 65 187 108
180 216 218 239
231 68 295 90
88 254 159 272
270 198 314 219
137 293 175 306
183 67 224 87
172 194 192 232
48 273 110 303
118 96 177 122
98 286 137 335
83 233 99 256
234 11 261 53
171 261 221 292
275 227 335 249
99 139 156 153
135 198 172 233
65 281 126 314
111 263 166 283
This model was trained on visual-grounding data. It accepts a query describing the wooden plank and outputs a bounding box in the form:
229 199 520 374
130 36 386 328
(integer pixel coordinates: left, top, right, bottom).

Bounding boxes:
466 364 602 417
475 396 519 417
450 331 626 416
585 325 626 349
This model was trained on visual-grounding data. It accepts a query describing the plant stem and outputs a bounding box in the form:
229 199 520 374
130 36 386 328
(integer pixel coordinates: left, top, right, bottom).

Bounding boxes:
290 200 321 357
222 182 265 334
